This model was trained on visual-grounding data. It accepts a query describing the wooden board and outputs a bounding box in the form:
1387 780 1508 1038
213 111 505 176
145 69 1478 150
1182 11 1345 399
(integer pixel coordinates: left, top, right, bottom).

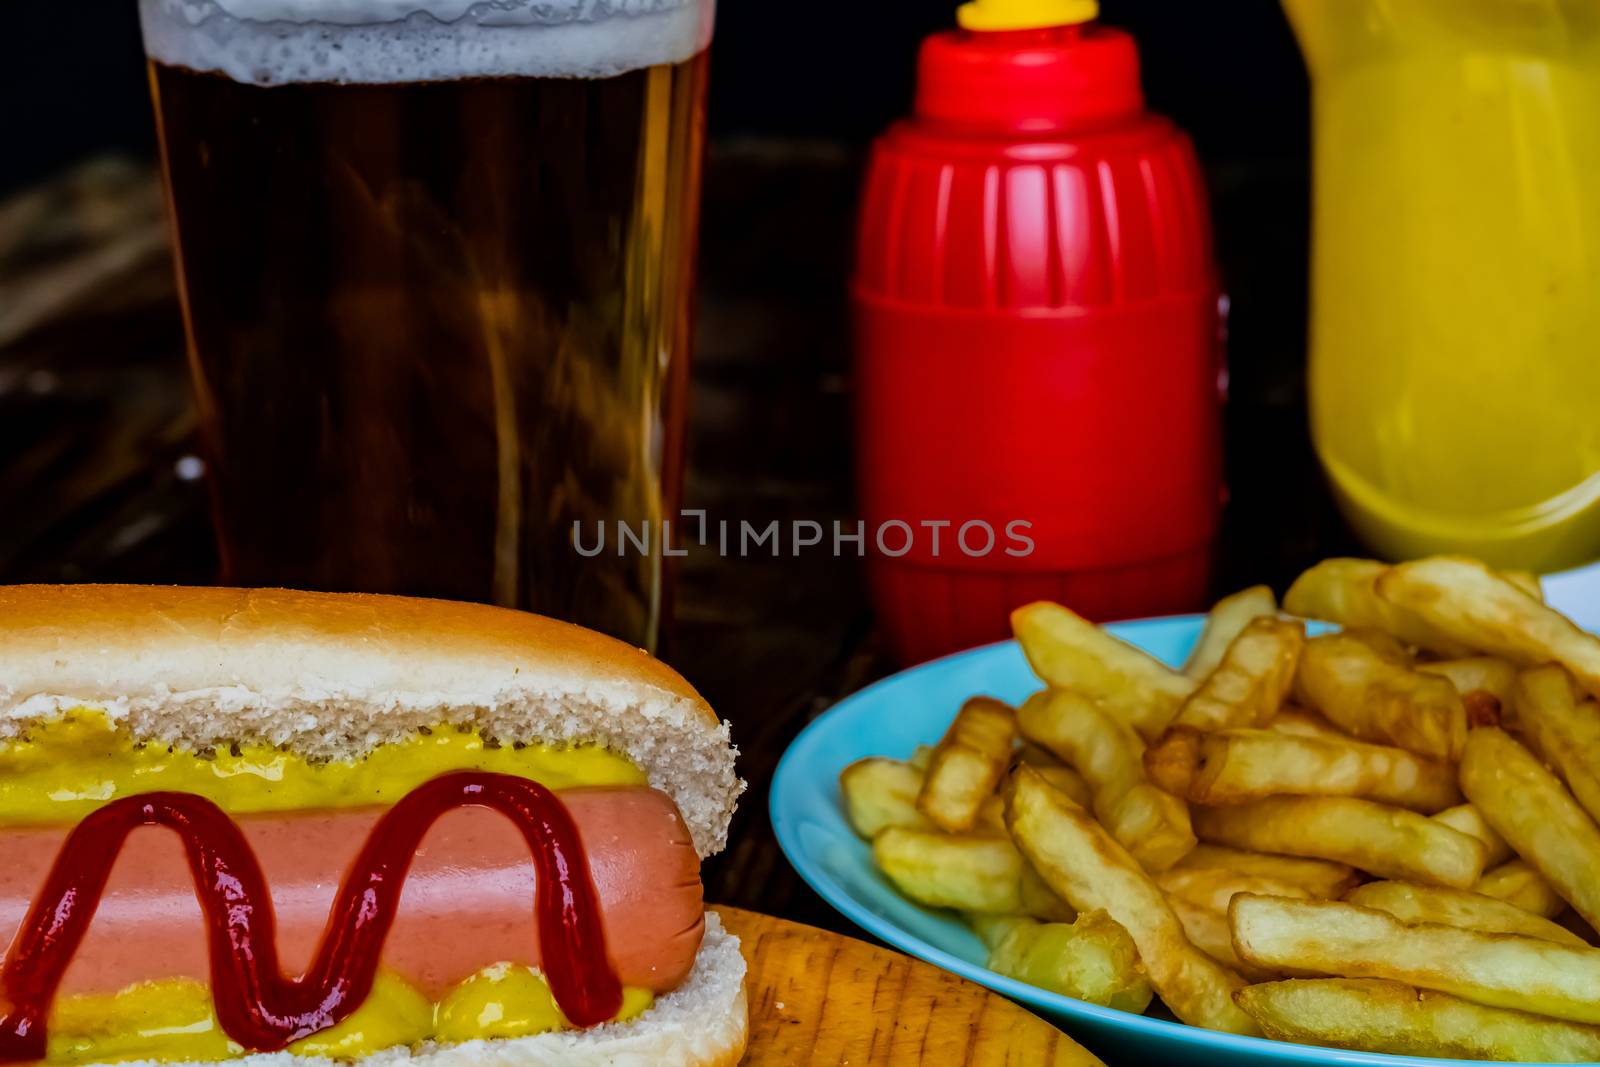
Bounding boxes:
715 906 1105 1067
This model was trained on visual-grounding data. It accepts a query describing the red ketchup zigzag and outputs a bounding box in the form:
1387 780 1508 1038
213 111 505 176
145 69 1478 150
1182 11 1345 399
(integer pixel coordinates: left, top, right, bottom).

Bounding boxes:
0 772 622 1062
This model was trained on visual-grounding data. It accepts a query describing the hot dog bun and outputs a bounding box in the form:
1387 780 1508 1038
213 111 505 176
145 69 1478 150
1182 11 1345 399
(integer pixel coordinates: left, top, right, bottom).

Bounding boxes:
0 585 742 856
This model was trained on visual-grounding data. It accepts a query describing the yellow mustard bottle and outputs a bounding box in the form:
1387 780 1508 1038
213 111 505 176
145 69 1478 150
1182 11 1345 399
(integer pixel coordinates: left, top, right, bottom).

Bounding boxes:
1285 0 1600 569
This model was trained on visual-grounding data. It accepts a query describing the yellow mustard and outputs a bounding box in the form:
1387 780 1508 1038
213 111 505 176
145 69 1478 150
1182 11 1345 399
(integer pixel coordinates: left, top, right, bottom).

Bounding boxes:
45 970 653 1064
47 980 242 1065
435 963 653 1043
0 710 645 825
287 974 435 1060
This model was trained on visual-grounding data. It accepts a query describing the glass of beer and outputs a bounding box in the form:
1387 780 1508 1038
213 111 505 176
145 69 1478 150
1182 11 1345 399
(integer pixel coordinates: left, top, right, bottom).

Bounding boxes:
139 0 713 651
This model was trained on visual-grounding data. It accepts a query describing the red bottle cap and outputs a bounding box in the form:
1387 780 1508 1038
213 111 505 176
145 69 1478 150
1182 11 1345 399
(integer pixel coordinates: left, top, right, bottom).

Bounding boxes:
915 26 1144 133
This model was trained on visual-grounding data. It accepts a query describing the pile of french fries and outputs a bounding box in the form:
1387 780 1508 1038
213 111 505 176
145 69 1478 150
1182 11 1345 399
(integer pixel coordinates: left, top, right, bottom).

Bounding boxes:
839 555 1600 1061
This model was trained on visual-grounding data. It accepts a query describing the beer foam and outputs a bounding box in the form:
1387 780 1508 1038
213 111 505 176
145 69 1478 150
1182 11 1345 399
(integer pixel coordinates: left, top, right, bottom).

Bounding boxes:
139 0 715 85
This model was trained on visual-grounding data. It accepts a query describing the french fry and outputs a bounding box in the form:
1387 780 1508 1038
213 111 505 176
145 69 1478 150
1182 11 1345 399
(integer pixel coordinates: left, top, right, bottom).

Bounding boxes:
1293 631 1467 760
1171 617 1304 732
1503 569 1544 602
1461 727 1600 930
1417 656 1518 727
1193 797 1485 888
965 912 1035 950
917 697 1017 832
1155 867 1309 914
840 756 1006 837
872 827 1073 920
1184 585 1279 680
1013 742 1098 809
1028 762 1094 809
1510 664 1600 828
1265 706 1349 741
1377 556 1600 700
1283 558 1472 657
1097 784 1198 875
1506 662 1583 757
1004 766 1258 1035
1236 978 1600 1063
1476 860 1567 919
980 910 1155 1013
1230 894 1600 1025
1344 627 1413 663
1345 881 1586 946
1019 690 1195 871
1166 896 1279 982
840 757 935 838
908 744 935 772
1431 804 1512 868
1418 656 1519 703
1144 726 1459 812
1012 602 1195 740
1171 844 1360 900
1017 739 1064 768
974 796 1007 835
1141 725 1203 797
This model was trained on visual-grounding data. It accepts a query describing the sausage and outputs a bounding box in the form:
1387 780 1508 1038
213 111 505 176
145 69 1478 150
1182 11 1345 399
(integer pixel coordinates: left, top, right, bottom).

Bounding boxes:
0 786 703 999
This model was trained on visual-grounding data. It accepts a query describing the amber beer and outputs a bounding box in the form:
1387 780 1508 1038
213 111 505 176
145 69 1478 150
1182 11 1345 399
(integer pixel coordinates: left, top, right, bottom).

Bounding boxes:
139 1 712 650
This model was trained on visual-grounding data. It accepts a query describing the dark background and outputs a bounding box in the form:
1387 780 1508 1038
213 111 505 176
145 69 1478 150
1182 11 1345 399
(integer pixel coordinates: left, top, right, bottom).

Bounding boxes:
3 2 1310 189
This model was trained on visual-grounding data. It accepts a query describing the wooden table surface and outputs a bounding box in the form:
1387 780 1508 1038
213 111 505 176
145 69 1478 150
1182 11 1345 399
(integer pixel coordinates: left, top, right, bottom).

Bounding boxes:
0 148 1356 1062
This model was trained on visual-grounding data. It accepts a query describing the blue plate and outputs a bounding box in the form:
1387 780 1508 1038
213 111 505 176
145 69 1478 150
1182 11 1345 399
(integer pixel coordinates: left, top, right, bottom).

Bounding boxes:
770 616 1549 1067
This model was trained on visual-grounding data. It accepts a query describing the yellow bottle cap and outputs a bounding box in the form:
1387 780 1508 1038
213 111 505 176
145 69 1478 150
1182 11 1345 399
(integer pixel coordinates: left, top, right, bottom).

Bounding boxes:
956 0 1098 31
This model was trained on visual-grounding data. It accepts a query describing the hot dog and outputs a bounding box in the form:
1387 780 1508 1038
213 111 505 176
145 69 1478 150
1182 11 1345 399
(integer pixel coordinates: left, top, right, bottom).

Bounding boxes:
0 789 705 999
0 586 747 1067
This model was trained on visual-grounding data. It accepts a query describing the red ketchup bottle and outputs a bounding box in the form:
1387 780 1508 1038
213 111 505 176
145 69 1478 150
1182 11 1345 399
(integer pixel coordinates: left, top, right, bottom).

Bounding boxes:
854 0 1224 664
